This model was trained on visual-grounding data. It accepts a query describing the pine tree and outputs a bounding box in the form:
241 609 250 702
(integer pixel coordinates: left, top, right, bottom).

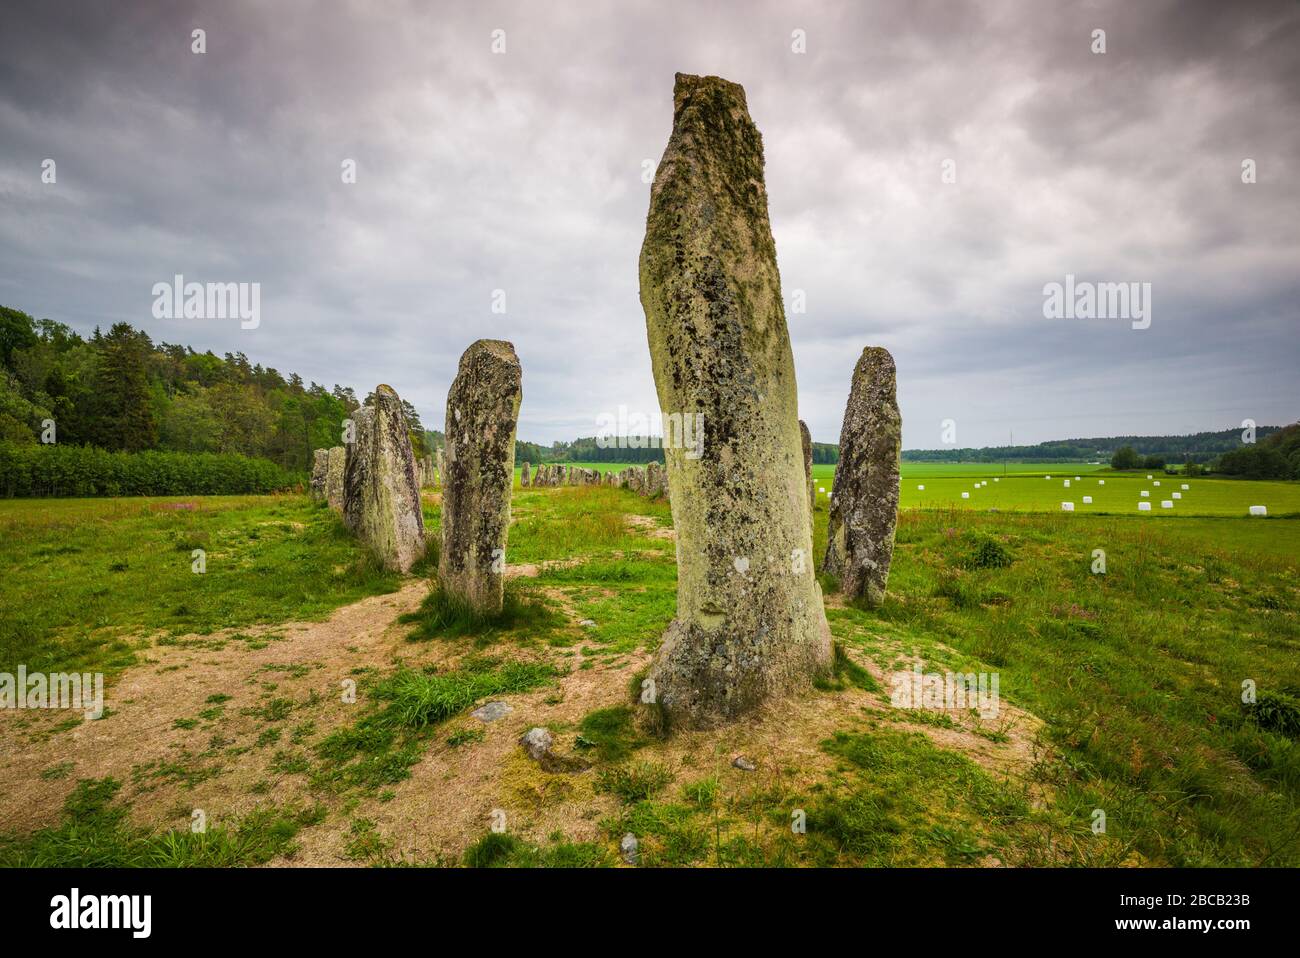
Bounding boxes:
92 323 157 451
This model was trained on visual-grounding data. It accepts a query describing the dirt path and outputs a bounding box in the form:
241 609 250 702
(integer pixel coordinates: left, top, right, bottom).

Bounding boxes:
0 580 428 836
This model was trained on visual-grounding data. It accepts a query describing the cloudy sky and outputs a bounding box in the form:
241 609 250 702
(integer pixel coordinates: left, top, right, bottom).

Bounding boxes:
1 0 1296 448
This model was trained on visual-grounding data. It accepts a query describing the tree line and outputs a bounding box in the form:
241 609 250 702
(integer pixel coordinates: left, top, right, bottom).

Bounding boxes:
904 427 1285 466
1 305 430 472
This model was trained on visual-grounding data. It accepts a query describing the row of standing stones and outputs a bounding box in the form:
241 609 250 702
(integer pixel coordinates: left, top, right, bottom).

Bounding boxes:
519 460 669 497
307 73 900 732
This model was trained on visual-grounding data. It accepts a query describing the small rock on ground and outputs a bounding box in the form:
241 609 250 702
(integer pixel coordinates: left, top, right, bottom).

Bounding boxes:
520 727 554 761
471 701 512 723
620 833 639 865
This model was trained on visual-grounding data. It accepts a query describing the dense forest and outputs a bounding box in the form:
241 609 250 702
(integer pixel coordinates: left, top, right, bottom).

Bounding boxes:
1212 423 1300 480
0 305 430 471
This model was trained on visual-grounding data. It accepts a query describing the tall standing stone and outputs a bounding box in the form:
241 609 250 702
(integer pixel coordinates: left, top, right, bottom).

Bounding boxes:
521 461 531 488
439 340 523 615
823 346 901 606
435 447 445 489
800 420 815 525
325 446 346 511
310 448 330 500
640 73 831 729
342 385 426 572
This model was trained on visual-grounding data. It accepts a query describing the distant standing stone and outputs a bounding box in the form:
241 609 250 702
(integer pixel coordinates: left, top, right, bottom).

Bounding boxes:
823 346 901 606
325 446 346 511
310 448 330 500
521 461 531 487
439 340 523 615
342 385 426 572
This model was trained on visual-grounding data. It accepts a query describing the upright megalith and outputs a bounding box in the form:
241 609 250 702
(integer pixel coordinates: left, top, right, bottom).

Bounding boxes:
439 340 523 615
823 346 901 606
435 447 445 488
800 420 815 523
310 448 330 500
645 461 661 498
325 446 346 511
640 73 832 729
521 461 531 488
342 385 426 572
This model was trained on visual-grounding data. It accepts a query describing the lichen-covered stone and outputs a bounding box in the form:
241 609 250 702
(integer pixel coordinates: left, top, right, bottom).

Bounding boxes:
639 73 832 729
645 461 661 498
325 446 346 511
823 346 901 606
435 447 445 488
342 385 426 572
310 448 330 500
439 340 522 615
799 420 814 527
521 461 531 487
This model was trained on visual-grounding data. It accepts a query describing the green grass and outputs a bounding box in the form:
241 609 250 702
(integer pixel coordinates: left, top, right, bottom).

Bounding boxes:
400 581 565 644
461 830 611 868
508 486 673 563
0 495 403 677
811 462 1300 518
595 761 675 803
313 657 557 793
3 471 1298 868
838 508 1300 865
0 777 325 867
577 705 647 762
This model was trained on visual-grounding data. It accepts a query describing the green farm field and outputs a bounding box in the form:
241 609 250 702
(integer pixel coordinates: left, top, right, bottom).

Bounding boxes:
1 476 1297 868
810 462 1300 518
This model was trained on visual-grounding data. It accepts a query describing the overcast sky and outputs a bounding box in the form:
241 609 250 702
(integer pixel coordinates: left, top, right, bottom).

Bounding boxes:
1 0 1296 448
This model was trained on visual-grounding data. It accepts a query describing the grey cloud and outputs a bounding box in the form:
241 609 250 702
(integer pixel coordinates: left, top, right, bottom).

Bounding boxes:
0 0 1295 448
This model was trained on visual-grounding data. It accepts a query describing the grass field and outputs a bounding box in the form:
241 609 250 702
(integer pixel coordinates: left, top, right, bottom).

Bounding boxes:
1 464 1297 868
812 463 1300 518
532 460 1300 517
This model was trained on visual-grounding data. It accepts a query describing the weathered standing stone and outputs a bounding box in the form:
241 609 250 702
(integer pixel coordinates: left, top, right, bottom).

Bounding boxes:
435 447 445 488
823 346 901 606
342 385 426 572
645 461 661 498
640 73 832 729
310 448 330 500
325 446 346 511
521 461 531 487
439 340 523 615
799 420 815 526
